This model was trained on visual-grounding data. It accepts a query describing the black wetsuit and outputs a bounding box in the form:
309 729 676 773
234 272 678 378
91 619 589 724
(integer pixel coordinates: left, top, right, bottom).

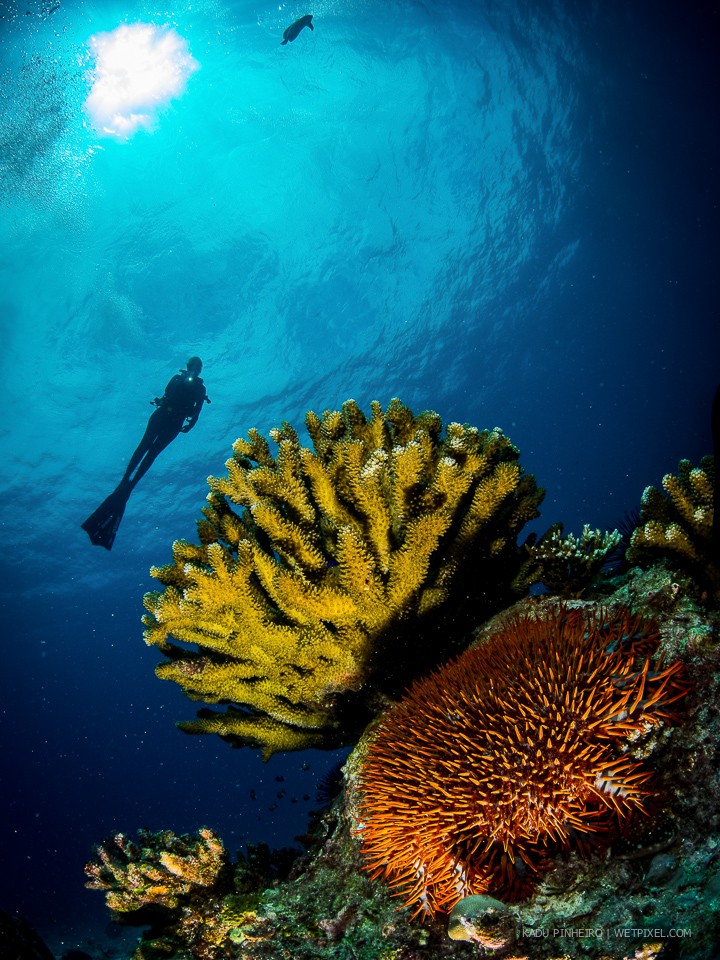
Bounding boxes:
123 371 207 487
82 369 208 550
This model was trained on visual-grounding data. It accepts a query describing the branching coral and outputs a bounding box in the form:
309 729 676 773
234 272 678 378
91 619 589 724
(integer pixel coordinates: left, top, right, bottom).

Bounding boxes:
627 456 718 593
87 833 299 960
354 602 688 920
513 523 621 598
143 398 543 758
84 827 228 914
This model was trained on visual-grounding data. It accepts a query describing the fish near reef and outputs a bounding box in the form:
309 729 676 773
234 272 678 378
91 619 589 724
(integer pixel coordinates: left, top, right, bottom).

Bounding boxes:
281 14 314 44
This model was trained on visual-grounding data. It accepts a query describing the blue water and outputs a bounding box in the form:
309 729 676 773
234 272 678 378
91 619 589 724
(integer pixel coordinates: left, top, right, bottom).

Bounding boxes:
1 0 718 953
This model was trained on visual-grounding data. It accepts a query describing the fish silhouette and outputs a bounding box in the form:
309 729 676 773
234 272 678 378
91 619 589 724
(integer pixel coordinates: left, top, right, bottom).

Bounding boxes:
281 14 314 44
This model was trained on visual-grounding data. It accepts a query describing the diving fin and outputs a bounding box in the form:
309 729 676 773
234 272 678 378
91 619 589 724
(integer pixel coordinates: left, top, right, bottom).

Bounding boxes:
81 482 132 551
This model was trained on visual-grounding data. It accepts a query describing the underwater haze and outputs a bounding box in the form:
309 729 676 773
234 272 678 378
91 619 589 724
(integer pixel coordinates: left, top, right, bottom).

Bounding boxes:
1 0 718 953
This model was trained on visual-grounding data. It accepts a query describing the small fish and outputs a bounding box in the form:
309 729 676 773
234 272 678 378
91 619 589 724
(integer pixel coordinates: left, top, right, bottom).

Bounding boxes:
281 14 314 45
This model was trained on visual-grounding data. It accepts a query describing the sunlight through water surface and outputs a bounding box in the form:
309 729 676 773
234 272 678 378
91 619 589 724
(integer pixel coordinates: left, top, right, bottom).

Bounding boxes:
84 22 199 138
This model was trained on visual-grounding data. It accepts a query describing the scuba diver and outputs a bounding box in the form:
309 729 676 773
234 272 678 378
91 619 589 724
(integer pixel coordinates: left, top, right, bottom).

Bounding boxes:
81 356 210 551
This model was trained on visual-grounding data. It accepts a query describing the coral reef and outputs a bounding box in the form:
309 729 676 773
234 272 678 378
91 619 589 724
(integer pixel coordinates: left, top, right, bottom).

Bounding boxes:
143 398 543 758
514 522 621 597
91 567 720 960
628 456 718 597
84 835 290 960
85 827 229 914
353 600 689 919
209 801 471 960
446 894 517 948
130 897 241 960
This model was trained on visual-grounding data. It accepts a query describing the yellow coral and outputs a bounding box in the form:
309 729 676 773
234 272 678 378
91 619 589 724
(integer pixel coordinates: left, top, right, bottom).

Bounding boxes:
144 398 543 757
85 828 227 914
628 456 717 589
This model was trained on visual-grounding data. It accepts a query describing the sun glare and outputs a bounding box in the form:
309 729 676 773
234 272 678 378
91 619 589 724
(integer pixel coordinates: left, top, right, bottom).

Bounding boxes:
85 23 199 140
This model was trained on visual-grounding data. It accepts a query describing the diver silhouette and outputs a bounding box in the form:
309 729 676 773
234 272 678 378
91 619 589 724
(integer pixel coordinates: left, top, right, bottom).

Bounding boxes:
81 356 210 550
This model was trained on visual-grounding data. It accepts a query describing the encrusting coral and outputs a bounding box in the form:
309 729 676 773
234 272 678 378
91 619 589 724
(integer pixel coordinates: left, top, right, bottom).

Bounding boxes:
84 827 229 914
513 522 621 597
354 601 688 920
143 398 543 758
627 456 718 595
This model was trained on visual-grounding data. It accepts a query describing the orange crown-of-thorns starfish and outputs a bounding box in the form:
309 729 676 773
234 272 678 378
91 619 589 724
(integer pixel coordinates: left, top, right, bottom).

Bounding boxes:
355 603 689 920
